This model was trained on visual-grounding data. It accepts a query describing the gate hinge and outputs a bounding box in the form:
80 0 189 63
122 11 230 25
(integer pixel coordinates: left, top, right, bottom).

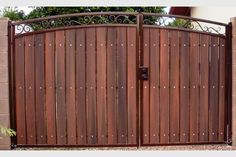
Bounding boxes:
138 67 149 80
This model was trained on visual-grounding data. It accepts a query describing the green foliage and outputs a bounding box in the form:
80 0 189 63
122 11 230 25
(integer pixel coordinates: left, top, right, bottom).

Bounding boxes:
0 125 16 139
1 7 25 20
168 18 191 28
26 7 165 19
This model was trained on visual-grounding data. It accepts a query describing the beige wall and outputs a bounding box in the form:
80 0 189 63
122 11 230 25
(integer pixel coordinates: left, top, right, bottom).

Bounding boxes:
191 7 236 23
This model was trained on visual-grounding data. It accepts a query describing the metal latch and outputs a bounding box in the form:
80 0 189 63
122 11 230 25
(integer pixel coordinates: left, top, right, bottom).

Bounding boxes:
139 67 149 80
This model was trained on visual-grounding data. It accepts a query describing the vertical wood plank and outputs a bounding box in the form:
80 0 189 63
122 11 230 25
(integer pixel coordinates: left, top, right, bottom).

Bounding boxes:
86 28 97 144
127 27 137 144
35 34 46 144
15 37 26 144
149 28 160 144
107 27 117 144
209 36 219 142
142 28 150 144
55 31 66 144
24 35 36 144
76 29 87 144
45 32 56 144
218 37 226 141
159 29 169 144
179 32 190 143
199 34 209 142
117 27 127 144
189 33 200 142
169 30 180 143
96 27 108 145
65 30 76 144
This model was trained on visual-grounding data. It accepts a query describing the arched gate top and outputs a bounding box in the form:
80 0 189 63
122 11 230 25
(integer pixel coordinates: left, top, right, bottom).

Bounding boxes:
10 12 228 36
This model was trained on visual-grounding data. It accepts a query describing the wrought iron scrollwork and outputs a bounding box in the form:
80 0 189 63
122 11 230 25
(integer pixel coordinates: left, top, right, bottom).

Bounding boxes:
13 13 137 35
143 14 225 35
12 12 226 35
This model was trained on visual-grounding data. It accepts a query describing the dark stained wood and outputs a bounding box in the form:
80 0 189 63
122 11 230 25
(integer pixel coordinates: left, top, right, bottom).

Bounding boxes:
169 30 180 143
96 27 108 144
75 29 87 144
24 35 36 144
107 27 117 144
34 34 46 144
65 29 76 144
142 28 150 144
45 32 56 144
15 37 26 144
159 29 169 144
55 30 66 144
149 28 160 144
86 28 97 144
179 31 190 143
117 27 128 144
189 33 200 142
209 36 219 142
127 27 137 144
199 34 209 142
218 37 226 141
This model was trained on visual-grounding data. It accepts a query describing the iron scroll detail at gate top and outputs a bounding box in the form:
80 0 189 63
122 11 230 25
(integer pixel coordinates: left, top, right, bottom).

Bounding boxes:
142 13 227 35
11 12 228 36
11 12 138 35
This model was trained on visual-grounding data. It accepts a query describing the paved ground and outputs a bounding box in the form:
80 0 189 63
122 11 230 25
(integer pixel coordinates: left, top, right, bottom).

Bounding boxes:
15 144 236 150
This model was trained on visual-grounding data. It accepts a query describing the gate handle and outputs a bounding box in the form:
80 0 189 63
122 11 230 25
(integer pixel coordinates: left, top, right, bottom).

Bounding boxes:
139 67 149 80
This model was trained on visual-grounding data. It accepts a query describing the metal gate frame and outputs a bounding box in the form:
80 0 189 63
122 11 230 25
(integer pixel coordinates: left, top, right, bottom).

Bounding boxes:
8 12 232 148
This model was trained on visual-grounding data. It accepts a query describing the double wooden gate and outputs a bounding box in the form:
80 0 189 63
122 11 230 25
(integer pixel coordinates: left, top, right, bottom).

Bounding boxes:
9 12 232 147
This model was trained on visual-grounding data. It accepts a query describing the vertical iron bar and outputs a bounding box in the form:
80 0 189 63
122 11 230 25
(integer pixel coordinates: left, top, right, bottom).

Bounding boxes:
137 13 144 147
8 22 17 148
225 22 232 144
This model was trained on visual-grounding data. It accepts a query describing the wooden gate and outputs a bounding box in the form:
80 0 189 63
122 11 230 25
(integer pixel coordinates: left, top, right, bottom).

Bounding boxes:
140 13 231 145
9 12 232 147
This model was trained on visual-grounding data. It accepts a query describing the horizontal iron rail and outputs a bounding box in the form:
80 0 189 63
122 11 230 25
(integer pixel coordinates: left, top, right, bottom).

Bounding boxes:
14 24 137 38
14 141 228 149
11 12 139 25
13 144 138 148
142 12 228 26
143 25 226 37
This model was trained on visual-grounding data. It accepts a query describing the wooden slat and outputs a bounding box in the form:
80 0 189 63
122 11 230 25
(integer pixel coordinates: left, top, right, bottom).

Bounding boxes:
209 36 219 142
149 28 160 144
142 28 150 144
117 27 127 144
35 34 46 144
218 37 226 141
15 37 26 144
45 32 56 144
159 29 169 144
199 34 209 142
189 33 200 142
127 27 137 144
107 27 117 144
86 28 97 144
75 29 87 144
169 30 180 143
55 31 66 144
65 30 76 144
96 27 108 144
24 35 36 144
179 31 190 143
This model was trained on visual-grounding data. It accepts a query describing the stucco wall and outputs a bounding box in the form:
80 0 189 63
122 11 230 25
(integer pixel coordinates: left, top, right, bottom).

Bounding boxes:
191 7 236 23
